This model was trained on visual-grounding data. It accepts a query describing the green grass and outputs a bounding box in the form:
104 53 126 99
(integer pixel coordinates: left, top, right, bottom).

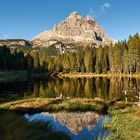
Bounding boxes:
104 107 140 140
0 97 134 114
0 97 140 140
0 110 70 140
0 98 108 114
0 98 109 140
47 98 108 113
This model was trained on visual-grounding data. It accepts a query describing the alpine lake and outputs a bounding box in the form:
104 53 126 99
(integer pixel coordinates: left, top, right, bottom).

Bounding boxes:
0 77 140 140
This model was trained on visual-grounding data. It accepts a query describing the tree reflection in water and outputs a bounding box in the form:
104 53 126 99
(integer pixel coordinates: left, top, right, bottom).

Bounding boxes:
0 77 140 102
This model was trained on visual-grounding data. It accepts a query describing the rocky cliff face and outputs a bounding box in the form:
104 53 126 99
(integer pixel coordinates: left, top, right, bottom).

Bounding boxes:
32 12 112 47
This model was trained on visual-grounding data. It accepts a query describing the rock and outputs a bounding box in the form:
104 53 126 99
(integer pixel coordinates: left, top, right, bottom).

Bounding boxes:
0 39 33 47
32 11 113 47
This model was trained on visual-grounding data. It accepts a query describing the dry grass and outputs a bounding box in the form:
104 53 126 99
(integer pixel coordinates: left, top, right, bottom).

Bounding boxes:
1 97 140 139
104 107 140 140
0 98 57 113
131 107 140 119
0 98 108 113
58 72 140 78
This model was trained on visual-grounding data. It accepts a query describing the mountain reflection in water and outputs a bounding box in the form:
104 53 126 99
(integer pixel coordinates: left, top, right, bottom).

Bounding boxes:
24 112 110 140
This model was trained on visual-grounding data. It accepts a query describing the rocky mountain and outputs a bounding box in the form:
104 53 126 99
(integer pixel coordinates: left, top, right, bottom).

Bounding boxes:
0 39 32 47
32 12 112 48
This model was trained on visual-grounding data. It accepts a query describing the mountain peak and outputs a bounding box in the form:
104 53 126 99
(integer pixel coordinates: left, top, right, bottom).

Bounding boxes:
68 12 95 21
69 11 79 17
68 11 82 19
86 15 95 21
32 11 112 47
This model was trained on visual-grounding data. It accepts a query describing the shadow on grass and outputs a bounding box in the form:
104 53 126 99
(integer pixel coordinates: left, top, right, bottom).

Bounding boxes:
0 110 71 140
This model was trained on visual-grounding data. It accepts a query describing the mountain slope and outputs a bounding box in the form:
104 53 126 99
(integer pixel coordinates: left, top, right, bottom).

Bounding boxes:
32 12 112 47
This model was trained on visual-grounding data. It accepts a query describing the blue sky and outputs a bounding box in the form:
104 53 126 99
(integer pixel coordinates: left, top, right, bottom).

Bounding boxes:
0 0 140 40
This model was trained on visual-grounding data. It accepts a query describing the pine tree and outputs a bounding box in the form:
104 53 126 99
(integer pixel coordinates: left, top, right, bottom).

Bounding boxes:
63 54 70 73
95 46 102 73
84 48 94 73
128 34 140 74
101 47 109 73
108 43 115 73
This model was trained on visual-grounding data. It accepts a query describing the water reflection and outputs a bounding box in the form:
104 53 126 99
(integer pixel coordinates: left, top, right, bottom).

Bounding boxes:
24 112 110 140
0 77 140 101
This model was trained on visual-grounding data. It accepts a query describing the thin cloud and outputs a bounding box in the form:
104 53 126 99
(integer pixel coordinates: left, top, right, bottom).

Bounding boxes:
101 3 111 12
87 7 96 18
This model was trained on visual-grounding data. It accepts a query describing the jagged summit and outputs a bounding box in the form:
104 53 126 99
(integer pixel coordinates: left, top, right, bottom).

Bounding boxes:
68 11 94 22
32 11 112 47
68 11 81 18
86 15 95 21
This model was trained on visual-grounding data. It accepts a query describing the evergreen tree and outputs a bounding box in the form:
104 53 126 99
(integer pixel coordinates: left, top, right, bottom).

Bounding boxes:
128 34 140 74
95 46 102 73
101 47 109 73
84 48 94 73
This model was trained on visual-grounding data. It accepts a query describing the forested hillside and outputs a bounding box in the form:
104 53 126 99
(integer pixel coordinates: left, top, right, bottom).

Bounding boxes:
0 33 140 74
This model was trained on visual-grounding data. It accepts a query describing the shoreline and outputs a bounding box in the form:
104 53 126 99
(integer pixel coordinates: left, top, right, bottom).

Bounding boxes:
58 73 140 78
0 71 140 82
0 98 108 114
0 97 134 114
0 98 139 139
0 71 50 82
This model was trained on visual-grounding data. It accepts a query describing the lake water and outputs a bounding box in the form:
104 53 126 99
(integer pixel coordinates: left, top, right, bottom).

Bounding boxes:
24 111 110 140
0 77 139 140
0 77 140 102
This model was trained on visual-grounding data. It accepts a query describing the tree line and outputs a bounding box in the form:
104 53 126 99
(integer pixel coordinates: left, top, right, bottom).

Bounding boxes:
0 33 140 74
0 46 48 72
47 33 140 74
0 46 28 71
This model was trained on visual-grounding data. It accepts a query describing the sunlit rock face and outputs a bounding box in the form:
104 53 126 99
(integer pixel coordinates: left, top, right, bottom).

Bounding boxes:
42 112 101 134
32 11 112 47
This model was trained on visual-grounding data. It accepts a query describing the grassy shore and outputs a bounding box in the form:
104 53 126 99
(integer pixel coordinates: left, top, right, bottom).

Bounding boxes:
58 72 140 78
104 107 140 140
0 97 135 113
0 98 139 140
0 98 109 114
1 71 140 82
